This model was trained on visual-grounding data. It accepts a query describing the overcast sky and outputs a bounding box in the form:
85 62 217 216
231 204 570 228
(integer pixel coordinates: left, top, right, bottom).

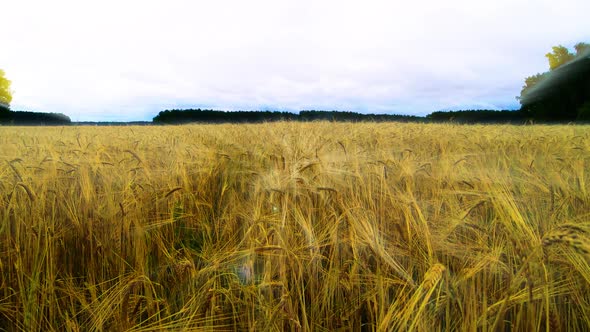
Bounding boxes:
2 0 589 121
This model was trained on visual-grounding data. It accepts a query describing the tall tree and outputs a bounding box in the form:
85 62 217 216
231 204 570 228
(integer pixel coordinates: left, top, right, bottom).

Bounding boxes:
520 42 590 121
520 44 585 101
545 45 575 70
0 69 12 110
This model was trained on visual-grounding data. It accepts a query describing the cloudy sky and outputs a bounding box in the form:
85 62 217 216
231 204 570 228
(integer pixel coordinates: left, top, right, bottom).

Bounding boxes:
2 0 589 121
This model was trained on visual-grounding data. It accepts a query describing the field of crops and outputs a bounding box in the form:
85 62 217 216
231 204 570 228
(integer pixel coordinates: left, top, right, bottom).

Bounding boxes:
1 122 589 331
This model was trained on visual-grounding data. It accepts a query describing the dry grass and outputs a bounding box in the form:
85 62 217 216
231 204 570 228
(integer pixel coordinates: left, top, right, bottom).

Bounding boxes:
0 121 589 331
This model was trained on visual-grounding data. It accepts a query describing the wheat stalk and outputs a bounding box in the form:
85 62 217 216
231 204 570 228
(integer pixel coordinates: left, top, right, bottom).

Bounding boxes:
16 182 36 202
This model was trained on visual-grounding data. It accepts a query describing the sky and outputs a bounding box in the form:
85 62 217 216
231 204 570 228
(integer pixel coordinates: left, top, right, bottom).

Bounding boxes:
2 0 590 121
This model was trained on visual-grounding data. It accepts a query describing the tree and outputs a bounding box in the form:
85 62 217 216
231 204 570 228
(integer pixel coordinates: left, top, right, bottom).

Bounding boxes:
545 45 575 70
518 72 548 101
519 42 590 121
574 42 590 57
0 69 12 110
519 43 585 102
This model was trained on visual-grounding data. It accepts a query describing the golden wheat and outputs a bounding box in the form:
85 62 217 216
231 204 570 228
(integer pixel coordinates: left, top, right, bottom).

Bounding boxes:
422 263 446 291
543 226 590 254
0 122 589 331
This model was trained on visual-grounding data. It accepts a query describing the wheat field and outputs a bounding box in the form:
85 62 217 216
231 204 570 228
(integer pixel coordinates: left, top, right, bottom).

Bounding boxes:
1 122 589 331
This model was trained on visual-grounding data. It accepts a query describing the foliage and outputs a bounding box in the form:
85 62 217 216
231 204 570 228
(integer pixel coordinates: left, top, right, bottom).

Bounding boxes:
519 42 590 121
545 45 575 70
0 69 12 109
519 72 549 102
577 101 590 121
574 42 590 57
1 122 590 330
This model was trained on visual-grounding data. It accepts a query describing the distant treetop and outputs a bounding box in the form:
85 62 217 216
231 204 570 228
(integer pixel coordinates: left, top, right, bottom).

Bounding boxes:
545 43 589 70
0 69 12 110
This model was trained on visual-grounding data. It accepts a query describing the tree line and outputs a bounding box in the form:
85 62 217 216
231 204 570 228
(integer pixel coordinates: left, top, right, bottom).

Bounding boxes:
0 107 71 125
426 109 528 123
152 109 424 124
151 108 534 124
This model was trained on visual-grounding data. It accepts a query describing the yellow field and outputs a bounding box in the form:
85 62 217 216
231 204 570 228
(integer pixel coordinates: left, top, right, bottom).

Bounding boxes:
1 122 589 331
